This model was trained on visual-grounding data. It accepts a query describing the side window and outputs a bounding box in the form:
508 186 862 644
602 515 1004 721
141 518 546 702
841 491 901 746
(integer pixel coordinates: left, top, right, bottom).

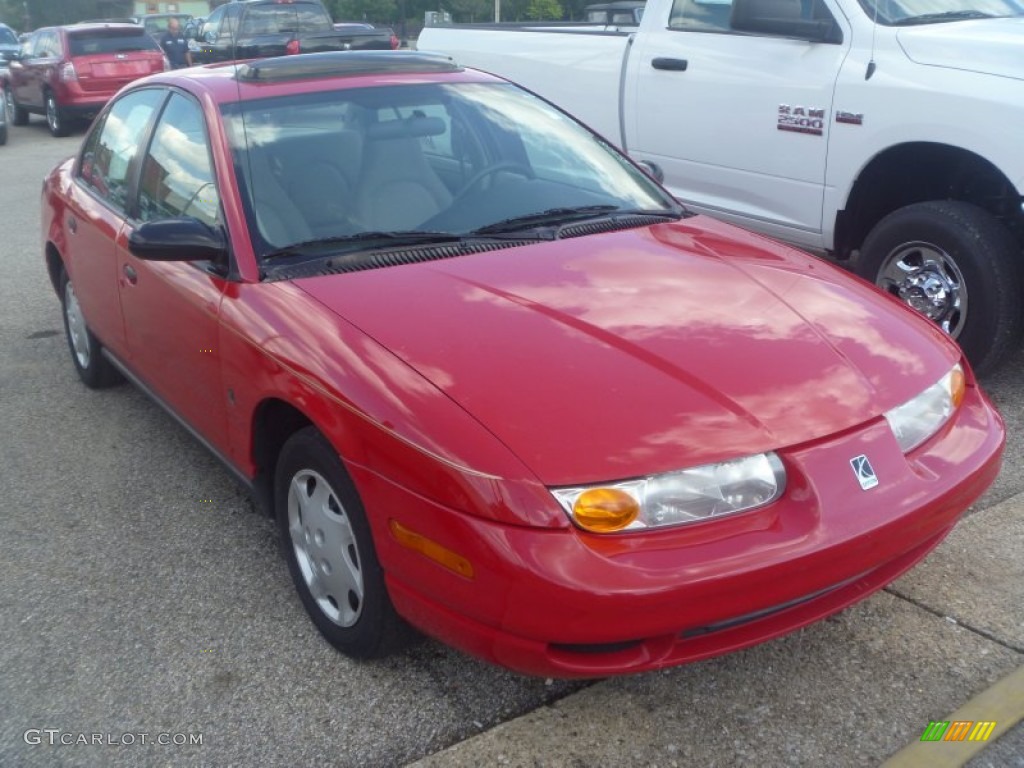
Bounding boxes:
223 4 241 35
138 93 220 227
78 89 165 212
20 32 37 58
40 31 60 57
669 0 835 33
202 5 224 36
669 0 734 32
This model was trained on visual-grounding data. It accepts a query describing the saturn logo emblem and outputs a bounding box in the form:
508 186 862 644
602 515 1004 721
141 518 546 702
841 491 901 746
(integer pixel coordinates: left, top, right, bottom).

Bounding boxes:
850 454 878 490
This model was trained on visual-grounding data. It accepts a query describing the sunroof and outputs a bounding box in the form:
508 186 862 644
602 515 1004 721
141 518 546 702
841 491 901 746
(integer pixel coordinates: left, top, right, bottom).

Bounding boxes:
236 51 462 82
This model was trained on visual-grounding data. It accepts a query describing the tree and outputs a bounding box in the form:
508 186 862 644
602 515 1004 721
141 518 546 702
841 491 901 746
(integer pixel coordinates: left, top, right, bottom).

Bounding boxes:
324 0 397 23
524 0 562 18
0 0 132 31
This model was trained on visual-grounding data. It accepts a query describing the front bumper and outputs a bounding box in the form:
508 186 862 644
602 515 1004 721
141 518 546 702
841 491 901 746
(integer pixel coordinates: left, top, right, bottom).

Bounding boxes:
356 381 1003 678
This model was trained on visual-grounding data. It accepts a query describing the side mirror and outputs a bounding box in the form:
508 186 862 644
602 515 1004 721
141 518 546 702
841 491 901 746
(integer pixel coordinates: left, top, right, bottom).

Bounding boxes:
203 30 217 44
636 160 664 184
128 218 227 262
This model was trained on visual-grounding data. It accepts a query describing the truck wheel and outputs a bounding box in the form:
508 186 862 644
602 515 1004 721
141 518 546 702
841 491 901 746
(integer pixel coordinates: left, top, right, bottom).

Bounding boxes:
858 200 1023 376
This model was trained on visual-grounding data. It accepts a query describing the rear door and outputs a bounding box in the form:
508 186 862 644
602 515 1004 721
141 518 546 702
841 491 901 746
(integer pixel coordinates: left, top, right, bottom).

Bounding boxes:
66 28 165 97
65 88 167 357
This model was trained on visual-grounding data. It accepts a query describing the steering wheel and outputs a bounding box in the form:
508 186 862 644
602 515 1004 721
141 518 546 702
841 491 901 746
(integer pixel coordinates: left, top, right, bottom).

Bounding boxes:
452 162 534 204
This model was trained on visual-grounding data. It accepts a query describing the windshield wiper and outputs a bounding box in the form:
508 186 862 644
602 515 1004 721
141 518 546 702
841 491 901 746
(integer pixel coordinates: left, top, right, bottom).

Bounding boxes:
262 231 465 262
471 206 621 235
472 206 681 236
893 10 994 25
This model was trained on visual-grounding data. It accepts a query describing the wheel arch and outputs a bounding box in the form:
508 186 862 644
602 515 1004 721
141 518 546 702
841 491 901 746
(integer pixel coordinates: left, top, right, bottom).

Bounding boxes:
249 397 317 516
45 241 65 296
834 142 1024 260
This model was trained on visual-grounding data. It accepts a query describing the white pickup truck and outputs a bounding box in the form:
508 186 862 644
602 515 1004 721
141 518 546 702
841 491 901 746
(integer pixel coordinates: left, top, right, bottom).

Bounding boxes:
420 0 1024 374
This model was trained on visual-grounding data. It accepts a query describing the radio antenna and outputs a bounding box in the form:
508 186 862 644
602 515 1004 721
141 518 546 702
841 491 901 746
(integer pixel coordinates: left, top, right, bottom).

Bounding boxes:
866 0 879 79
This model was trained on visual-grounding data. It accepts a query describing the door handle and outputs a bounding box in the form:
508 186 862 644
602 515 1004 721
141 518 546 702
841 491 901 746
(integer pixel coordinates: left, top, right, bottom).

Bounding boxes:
122 264 137 285
652 57 688 71
67 215 77 234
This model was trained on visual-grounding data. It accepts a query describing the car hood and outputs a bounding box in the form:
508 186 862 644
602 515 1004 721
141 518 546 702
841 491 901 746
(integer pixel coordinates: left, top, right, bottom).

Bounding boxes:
296 218 957 485
897 18 1024 80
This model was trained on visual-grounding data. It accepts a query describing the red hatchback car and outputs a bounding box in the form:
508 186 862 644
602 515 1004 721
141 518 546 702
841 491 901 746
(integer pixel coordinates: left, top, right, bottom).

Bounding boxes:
41 52 1003 678
9 23 166 137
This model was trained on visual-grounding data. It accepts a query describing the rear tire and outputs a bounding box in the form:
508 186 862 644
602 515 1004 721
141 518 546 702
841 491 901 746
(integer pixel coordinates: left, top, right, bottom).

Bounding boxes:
45 91 68 137
275 427 413 659
10 89 27 126
60 268 123 388
857 201 1023 376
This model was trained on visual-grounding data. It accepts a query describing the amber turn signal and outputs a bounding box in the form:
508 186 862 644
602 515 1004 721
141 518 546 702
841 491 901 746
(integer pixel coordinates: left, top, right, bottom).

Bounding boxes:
951 365 966 408
572 488 640 533
389 520 474 579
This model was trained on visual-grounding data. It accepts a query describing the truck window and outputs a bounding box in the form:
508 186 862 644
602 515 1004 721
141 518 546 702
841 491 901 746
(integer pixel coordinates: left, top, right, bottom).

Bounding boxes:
669 0 734 31
669 0 833 33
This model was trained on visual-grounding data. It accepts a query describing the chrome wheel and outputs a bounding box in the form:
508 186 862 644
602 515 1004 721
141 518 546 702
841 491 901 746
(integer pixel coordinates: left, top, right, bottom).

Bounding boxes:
63 278 91 369
287 469 363 627
876 241 967 338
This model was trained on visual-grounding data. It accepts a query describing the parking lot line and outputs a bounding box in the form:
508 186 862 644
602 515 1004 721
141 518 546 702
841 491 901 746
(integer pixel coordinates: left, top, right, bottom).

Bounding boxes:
881 664 1024 768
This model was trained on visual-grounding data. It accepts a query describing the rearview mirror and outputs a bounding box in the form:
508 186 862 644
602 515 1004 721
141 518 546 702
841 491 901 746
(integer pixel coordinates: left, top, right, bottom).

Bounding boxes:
128 218 227 262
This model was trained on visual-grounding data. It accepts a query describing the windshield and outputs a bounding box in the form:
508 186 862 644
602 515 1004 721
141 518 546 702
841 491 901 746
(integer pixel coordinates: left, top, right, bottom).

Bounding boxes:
222 82 677 261
0 27 16 45
857 0 1023 24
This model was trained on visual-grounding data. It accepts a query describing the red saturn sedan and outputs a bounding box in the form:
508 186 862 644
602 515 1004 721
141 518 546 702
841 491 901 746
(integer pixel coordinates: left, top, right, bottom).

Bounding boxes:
41 52 1003 678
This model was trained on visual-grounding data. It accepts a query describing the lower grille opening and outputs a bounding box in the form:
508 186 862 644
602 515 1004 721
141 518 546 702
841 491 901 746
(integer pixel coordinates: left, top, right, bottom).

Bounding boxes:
549 639 644 655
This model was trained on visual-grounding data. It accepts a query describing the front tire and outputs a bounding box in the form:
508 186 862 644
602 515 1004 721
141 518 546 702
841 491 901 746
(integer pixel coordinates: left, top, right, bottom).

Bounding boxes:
45 91 68 137
60 269 122 388
857 201 1023 376
275 427 411 659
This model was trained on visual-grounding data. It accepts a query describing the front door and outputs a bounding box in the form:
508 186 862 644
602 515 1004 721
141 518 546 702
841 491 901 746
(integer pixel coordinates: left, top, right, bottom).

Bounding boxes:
118 91 231 451
627 0 850 248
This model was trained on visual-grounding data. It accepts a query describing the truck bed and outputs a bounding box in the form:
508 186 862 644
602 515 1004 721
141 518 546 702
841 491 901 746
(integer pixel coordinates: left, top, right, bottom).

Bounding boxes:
417 26 631 144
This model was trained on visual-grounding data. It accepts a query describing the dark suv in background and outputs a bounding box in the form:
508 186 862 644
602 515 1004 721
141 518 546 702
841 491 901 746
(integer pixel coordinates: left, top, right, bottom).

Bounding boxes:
190 0 395 64
8 23 167 137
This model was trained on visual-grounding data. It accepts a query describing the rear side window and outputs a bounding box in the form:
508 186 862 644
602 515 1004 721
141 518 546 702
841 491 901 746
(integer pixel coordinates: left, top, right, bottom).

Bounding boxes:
239 4 333 34
68 30 160 56
79 89 166 213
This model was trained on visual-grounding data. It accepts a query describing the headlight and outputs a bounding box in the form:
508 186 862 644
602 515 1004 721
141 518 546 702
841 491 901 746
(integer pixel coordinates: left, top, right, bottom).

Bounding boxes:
551 452 786 534
885 364 965 453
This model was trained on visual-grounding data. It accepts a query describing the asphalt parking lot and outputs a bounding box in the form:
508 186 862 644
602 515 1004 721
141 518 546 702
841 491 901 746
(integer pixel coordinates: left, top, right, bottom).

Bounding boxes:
1 117 1021 768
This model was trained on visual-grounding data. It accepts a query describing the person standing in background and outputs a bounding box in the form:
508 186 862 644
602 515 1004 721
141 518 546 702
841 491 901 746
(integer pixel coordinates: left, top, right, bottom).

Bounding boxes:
159 18 191 69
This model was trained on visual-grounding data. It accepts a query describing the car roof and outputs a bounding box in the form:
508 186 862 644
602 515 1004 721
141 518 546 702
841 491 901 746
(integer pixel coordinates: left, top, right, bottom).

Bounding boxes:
59 22 150 34
130 52 502 103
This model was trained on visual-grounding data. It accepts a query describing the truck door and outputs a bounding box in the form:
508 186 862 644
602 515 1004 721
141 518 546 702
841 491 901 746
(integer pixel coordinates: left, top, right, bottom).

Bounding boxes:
627 0 849 249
